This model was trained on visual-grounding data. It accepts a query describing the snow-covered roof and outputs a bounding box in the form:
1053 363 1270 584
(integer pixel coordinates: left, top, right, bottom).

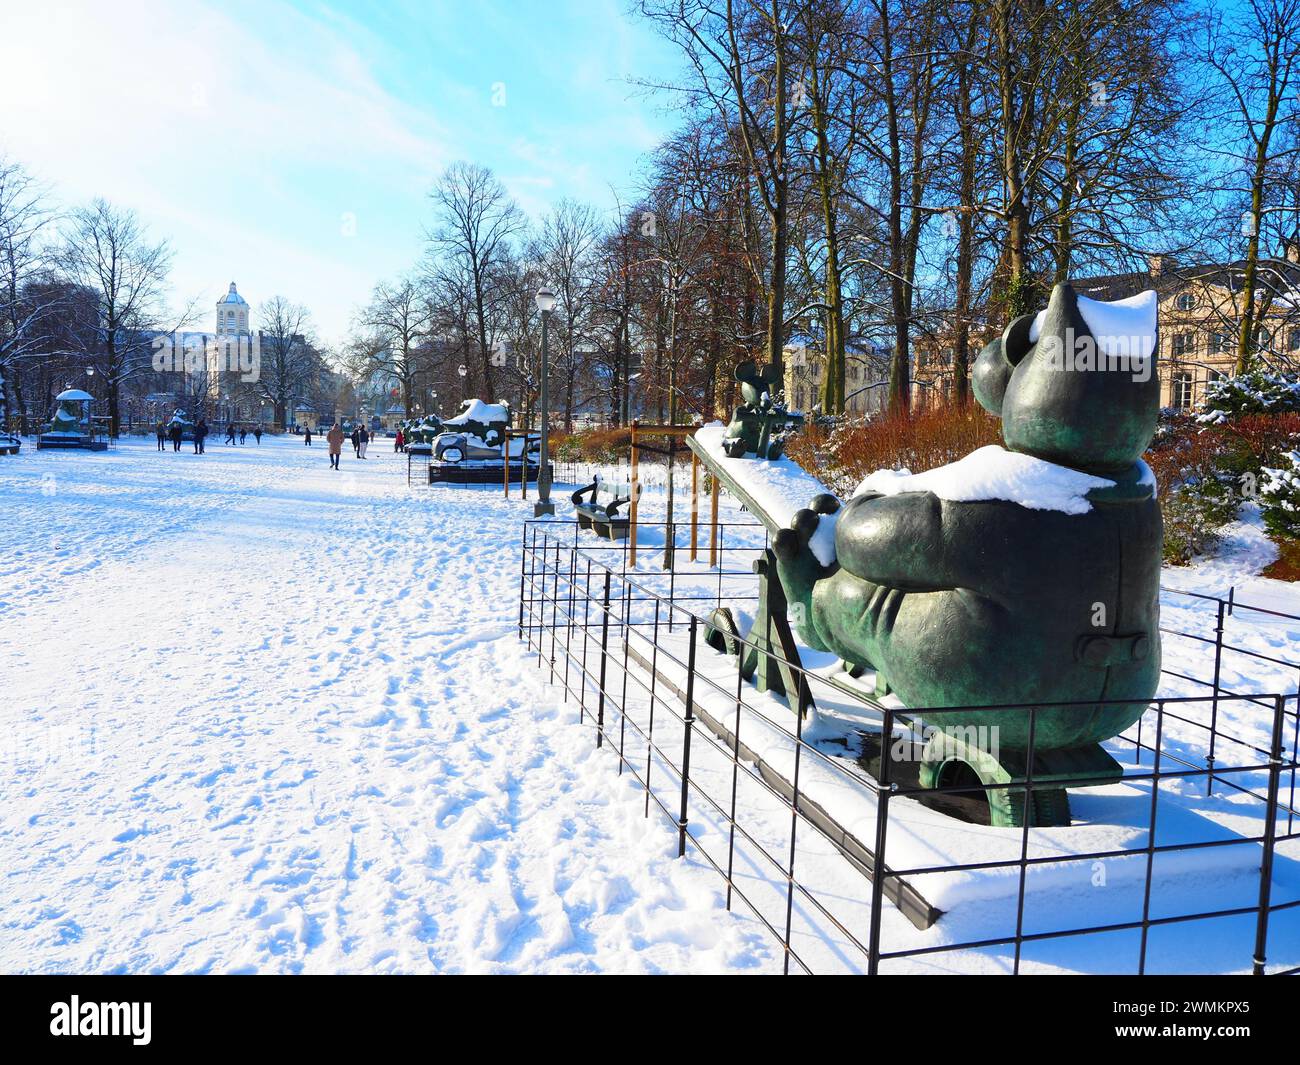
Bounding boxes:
55 388 93 402
217 282 248 307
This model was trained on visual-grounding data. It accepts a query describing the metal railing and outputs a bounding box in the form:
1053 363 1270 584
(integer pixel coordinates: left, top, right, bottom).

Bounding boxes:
519 520 1300 975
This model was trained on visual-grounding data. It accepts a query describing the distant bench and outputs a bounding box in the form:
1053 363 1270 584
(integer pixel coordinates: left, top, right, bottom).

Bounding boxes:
572 477 630 540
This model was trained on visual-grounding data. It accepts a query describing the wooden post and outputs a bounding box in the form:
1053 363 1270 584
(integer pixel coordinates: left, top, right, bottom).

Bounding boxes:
628 420 640 568
709 474 719 567
503 433 510 498
689 451 700 563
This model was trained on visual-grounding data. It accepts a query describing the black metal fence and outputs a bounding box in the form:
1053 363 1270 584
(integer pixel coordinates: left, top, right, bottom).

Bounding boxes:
519 520 1300 975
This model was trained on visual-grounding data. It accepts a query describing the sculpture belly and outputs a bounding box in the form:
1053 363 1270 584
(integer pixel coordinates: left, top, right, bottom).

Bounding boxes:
828 496 1162 753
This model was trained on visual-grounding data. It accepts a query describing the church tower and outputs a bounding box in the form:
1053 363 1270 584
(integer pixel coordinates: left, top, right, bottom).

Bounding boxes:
216 282 250 336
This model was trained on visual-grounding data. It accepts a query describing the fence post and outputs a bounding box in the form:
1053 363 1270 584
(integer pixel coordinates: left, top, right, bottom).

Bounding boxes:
1207 597 1226 795
677 616 698 858
867 708 894 976
709 474 720 567
619 577 632 773
1252 694 1286 975
563 544 577 701
596 570 612 749
645 599 661 817
517 522 528 639
628 421 640 568
690 451 700 562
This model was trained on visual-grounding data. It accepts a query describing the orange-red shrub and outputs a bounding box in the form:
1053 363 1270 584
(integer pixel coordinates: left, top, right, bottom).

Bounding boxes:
785 405 1002 495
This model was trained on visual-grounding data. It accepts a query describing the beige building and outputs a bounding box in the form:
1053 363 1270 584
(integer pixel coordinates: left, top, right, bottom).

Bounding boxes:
913 252 1300 410
783 335 891 415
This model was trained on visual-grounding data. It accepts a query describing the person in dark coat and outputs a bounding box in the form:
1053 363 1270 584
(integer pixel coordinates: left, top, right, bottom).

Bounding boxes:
350 426 361 457
225 422 236 445
304 426 313 446
253 427 262 444
169 421 183 451
194 419 208 454
358 426 370 459
156 422 166 451
239 428 247 444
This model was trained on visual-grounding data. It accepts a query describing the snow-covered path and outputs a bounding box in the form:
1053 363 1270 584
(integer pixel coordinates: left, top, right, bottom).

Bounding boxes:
0 437 771 973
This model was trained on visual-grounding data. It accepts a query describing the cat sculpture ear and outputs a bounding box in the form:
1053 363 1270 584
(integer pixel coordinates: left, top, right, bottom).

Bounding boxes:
972 312 1036 417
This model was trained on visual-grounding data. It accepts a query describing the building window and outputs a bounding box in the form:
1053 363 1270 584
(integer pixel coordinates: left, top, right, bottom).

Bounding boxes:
1175 293 1197 312
1210 332 1230 355
1171 371 1193 410
1289 328 1300 352
1172 333 1194 357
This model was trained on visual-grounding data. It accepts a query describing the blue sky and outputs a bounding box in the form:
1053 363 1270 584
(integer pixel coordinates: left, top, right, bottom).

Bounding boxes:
0 0 683 345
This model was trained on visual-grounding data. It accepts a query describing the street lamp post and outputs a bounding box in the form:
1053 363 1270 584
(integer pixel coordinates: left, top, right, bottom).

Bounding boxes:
533 285 556 517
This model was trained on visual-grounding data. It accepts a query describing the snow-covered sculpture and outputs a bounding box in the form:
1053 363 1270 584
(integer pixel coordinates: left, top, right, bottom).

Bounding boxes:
723 360 802 459
405 414 443 447
772 283 1162 825
165 409 195 440
48 395 90 437
427 398 539 483
432 399 511 462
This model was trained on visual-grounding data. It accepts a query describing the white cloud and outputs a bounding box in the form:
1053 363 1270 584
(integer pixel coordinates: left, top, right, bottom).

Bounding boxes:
0 0 446 346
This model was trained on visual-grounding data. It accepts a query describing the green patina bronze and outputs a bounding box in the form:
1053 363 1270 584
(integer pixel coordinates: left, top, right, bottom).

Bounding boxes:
766 283 1162 824
723 360 803 459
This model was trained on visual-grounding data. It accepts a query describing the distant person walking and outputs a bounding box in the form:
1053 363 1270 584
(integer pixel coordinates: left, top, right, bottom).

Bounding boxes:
239 428 247 445
170 421 182 452
253 427 262 444
304 426 313 446
358 426 369 459
156 422 166 451
326 423 344 469
194 419 208 455
394 428 403 452
350 426 361 458
225 422 236 445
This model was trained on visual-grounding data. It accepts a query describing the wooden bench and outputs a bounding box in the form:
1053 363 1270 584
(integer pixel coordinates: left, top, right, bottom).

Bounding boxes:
571 477 630 540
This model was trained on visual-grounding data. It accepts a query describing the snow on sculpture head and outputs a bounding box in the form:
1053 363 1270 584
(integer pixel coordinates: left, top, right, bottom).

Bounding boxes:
972 283 1160 474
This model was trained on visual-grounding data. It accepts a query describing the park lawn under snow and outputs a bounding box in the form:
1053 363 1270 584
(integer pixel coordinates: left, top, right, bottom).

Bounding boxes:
0 435 773 974
0 433 1297 974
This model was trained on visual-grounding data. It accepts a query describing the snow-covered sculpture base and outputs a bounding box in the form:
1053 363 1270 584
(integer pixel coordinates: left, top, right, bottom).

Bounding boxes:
37 389 104 450
425 398 542 484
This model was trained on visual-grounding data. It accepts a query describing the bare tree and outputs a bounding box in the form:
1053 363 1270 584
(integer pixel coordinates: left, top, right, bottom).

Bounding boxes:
1204 0 1300 372
426 162 524 399
639 0 796 383
0 159 60 435
539 200 601 428
253 296 320 429
60 199 186 435
348 276 432 415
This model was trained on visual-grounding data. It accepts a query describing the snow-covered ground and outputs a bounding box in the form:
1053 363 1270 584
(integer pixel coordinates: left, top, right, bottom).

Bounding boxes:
0 436 774 973
1 434 1296 974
